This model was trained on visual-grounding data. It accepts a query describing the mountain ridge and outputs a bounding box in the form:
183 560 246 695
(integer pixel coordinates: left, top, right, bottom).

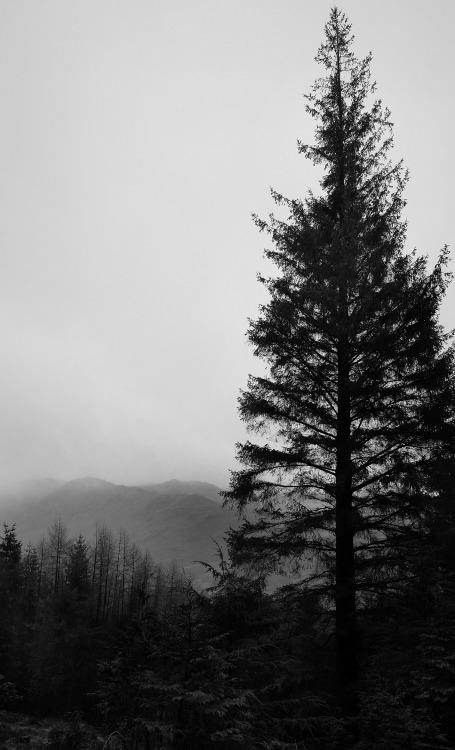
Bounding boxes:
0 477 235 583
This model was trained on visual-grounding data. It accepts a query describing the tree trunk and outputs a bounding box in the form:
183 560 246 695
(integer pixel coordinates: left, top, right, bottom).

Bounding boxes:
335 342 358 718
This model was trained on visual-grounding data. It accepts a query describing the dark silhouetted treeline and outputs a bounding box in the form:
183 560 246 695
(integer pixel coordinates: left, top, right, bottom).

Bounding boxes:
1 486 455 748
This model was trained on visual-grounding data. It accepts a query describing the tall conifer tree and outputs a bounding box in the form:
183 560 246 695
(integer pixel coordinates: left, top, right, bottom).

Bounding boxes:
223 8 455 717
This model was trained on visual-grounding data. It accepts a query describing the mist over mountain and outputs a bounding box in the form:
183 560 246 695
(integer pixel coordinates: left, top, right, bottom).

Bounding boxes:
143 479 224 504
0 477 236 582
0 477 66 505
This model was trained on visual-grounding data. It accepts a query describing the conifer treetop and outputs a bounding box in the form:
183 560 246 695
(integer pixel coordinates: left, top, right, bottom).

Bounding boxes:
224 8 455 593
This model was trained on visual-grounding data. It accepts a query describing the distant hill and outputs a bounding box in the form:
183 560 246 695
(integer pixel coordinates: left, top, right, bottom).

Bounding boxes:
142 479 224 504
0 477 238 583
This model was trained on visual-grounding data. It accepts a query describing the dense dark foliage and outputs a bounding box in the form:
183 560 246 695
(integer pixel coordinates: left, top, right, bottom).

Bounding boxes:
0 487 442 749
1 502 455 747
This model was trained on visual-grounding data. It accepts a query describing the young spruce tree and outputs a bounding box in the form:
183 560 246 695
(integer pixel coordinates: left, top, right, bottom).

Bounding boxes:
223 8 455 718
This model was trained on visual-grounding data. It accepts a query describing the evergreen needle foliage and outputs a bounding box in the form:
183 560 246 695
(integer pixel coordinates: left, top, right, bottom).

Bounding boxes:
223 6 455 719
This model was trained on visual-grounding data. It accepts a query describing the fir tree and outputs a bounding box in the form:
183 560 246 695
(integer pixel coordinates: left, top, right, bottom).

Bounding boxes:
0 524 22 571
223 7 455 720
66 534 90 599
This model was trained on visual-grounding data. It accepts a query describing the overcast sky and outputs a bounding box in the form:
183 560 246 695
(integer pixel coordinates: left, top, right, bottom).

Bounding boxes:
0 0 453 489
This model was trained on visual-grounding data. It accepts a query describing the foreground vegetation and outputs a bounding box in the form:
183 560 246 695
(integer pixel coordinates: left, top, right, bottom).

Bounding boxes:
1 490 455 748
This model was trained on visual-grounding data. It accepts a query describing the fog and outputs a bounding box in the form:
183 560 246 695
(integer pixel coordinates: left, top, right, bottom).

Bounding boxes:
0 0 453 490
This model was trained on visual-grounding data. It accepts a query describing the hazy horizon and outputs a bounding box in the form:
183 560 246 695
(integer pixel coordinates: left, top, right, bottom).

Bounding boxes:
0 474 224 492
1 1 454 491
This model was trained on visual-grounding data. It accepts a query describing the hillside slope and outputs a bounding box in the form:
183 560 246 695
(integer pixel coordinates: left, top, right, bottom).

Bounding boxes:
0 477 237 581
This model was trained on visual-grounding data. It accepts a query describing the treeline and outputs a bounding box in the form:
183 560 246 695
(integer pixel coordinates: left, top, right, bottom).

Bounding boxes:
1 504 455 748
0 520 192 717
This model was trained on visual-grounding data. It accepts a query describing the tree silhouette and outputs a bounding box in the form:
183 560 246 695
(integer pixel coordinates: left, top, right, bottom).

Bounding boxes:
223 7 455 720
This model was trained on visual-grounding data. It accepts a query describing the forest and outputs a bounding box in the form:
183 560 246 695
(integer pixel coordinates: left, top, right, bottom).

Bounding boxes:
1 7 455 748
1 485 455 749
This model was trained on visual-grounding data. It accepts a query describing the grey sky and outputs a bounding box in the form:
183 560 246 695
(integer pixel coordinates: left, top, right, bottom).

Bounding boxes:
0 1 453 488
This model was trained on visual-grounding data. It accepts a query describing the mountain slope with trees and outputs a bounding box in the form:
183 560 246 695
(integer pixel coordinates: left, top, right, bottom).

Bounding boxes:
0 477 237 583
